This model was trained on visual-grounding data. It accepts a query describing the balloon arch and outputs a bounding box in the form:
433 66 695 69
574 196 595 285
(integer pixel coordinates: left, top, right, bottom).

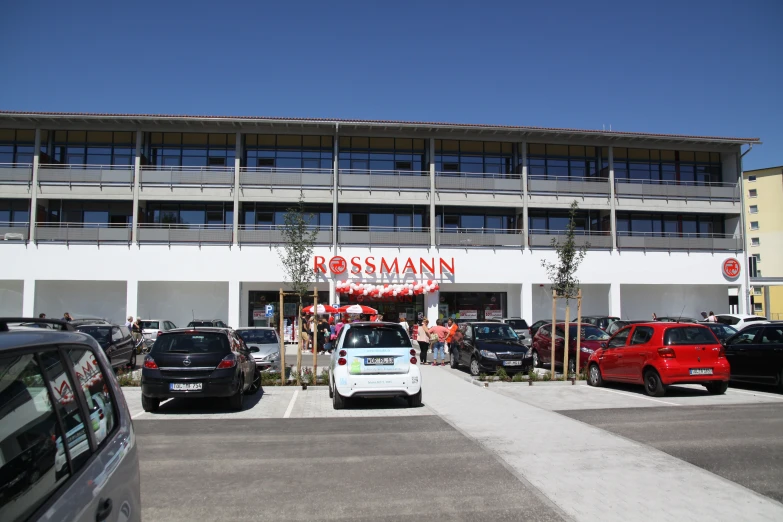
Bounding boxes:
335 279 439 297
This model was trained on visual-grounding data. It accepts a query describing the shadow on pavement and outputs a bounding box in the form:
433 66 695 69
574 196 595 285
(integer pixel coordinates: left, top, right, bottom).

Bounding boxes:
343 396 424 410
152 389 266 415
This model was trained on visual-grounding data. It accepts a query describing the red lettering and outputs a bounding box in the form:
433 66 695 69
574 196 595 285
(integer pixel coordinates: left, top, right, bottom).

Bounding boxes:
55 380 71 399
420 257 435 275
380 258 399 274
365 256 376 274
350 256 362 275
440 257 455 275
314 256 326 273
402 257 417 274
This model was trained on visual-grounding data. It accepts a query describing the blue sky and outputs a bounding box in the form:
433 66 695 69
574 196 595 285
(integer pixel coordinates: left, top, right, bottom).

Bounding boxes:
0 0 780 170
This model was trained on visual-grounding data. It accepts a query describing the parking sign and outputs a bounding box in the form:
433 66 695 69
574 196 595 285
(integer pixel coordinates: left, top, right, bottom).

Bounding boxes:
265 304 274 317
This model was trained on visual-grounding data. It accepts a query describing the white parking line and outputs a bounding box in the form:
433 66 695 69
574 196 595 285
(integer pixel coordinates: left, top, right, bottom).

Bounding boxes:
132 411 146 419
283 389 299 418
586 386 681 406
729 388 783 401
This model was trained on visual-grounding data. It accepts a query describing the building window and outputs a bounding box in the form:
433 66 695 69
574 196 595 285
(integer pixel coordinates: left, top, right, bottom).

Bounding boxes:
436 140 513 176
754 287 762 296
749 205 758 214
749 189 757 198
0 199 30 224
748 175 756 182
615 212 724 236
48 130 135 166
527 144 608 180
241 203 332 230
0 129 36 164
753 253 761 263
144 202 233 226
148 133 236 168
751 237 760 246
41 200 132 226
438 209 515 231
529 209 609 234
754 303 763 312
246 135 333 171
750 221 759 230
612 148 721 184
339 137 424 173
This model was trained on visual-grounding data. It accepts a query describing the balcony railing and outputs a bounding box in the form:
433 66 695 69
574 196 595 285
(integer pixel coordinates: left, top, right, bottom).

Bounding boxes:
338 226 430 247
239 167 333 189
137 223 233 245
614 179 739 202
237 225 333 246
528 229 612 249
140 165 234 189
35 223 131 244
437 228 524 248
528 175 611 197
617 231 742 251
37 164 134 187
339 169 430 191
0 163 33 185
435 172 522 193
0 222 29 242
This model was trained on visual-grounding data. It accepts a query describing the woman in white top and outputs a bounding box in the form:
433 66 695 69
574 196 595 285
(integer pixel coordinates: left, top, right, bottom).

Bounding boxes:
416 318 432 365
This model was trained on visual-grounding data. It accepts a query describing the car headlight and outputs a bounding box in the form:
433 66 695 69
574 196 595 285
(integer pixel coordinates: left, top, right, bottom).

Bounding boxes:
580 347 595 354
260 353 279 361
479 350 498 359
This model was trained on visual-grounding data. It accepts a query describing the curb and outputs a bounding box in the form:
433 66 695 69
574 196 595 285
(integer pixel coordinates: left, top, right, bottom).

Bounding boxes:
461 375 587 388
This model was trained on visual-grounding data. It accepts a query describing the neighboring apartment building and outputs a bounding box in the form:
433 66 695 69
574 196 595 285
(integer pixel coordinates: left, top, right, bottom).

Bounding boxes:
744 165 783 320
0 112 756 329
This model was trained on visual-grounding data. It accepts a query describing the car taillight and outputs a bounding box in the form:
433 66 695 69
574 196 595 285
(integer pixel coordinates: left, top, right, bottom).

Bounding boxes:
657 347 676 359
216 354 237 369
143 357 158 369
410 357 417 364
339 350 347 357
409 349 416 356
98 408 104 420
718 345 725 358
338 358 347 366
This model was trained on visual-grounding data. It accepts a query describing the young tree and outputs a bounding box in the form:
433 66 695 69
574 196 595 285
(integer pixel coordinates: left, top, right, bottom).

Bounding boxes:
541 200 588 300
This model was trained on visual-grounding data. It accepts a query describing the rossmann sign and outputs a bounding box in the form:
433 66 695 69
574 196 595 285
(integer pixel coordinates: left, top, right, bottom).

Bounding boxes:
314 256 455 276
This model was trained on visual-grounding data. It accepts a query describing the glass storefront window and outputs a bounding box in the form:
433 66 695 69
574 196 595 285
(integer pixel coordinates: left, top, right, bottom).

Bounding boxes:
438 292 507 322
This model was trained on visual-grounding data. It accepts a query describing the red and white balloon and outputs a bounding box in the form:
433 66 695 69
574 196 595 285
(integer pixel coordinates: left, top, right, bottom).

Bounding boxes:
334 280 439 296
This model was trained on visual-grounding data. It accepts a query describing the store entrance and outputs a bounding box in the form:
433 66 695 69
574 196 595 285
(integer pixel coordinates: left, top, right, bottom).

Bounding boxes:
342 294 425 325
247 290 329 328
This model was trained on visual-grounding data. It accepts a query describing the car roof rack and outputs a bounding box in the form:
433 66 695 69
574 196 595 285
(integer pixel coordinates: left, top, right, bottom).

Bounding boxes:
0 317 76 332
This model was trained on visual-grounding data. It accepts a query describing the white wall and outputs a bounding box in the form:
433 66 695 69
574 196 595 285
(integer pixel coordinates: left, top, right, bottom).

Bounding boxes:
0 280 24 316
138 281 229 329
531 284 610 322
620 284 731 321
35 280 126 323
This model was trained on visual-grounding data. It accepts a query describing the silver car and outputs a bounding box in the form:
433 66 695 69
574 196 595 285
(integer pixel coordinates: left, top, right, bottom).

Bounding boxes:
0 317 141 522
140 318 177 348
235 327 282 372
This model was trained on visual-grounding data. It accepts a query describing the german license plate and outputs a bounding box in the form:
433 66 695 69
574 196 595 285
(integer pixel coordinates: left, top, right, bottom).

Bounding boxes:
689 368 713 376
366 357 395 365
170 382 202 391
503 360 522 366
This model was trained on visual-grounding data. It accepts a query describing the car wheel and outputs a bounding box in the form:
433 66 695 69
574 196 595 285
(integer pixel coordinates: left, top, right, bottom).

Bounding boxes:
141 394 159 413
705 381 728 395
229 379 245 410
407 389 422 408
333 387 346 410
588 363 603 387
128 350 137 369
470 358 480 377
644 370 666 397
532 350 540 368
450 351 459 369
246 368 261 395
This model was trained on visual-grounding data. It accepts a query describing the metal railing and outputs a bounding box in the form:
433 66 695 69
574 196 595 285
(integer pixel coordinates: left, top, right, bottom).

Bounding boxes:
239 167 333 189
614 178 739 202
137 223 233 245
37 164 134 187
237 224 333 246
338 226 430 247
0 222 29 242
528 229 612 249
339 169 430 191
616 231 742 251
140 165 235 189
435 172 522 193
436 227 524 248
528 175 610 197
35 222 132 244
0 163 33 185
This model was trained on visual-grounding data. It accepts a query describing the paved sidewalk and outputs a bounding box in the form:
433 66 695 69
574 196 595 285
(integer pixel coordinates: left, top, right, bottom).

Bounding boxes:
419 365 783 522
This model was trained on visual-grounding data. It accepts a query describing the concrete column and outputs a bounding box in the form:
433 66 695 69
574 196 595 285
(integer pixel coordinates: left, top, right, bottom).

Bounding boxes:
425 290 439 324
609 283 621 318
764 286 770 317
228 280 241 328
22 279 35 317
736 148 751 314
521 141 528 249
521 282 533 324
30 129 41 242
126 280 138 319
131 131 142 243
429 138 436 248
233 132 241 245
328 279 336 307
332 125 339 251
608 146 617 250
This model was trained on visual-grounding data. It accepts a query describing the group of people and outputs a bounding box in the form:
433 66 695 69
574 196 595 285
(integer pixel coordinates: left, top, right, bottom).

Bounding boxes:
300 315 357 354
414 317 459 366
125 316 144 344
38 312 72 322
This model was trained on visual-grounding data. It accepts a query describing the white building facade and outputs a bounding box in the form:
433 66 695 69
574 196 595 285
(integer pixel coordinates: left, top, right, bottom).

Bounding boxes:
0 112 757 329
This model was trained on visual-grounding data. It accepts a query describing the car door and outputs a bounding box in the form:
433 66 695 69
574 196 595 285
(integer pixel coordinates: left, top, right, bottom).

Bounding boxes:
457 325 472 364
534 325 551 366
600 327 631 381
108 326 124 367
621 326 655 382
116 326 134 363
752 326 783 383
724 326 762 381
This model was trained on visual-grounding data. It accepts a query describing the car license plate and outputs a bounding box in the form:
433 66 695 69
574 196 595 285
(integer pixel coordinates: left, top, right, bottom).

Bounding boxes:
366 357 395 365
689 368 713 376
503 360 522 366
170 383 202 391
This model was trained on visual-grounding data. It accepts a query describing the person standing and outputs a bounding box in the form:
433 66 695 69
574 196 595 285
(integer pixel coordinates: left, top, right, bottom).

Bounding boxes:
317 317 329 353
445 318 458 353
125 316 133 328
62 312 72 322
416 318 432 364
132 318 142 348
429 319 450 366
707 311 718 323
38 313 46 319
399 317 410 337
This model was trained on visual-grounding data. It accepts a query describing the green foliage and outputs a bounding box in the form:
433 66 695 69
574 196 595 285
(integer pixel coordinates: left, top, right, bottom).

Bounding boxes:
320 369 330 385
116 369 140 387
528 369 539 382
512 372 524 382
300 367 314 384
261 372 283 386
478 373 488 381
495 367 509 381
541 200 588 300
541 370 553 382
277 197 318 303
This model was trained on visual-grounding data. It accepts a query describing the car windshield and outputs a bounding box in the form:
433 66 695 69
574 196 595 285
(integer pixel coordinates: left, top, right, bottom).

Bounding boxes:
188 321 215 327
153 332 230 354
566 325 610 340
663 327 718 345
474 324 519 340
141 321 160 329
238 329 278 344
76 326 112 346
343 325 412 349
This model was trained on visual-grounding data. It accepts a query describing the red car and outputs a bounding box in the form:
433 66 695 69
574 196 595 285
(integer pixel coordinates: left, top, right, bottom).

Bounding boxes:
586 322 730 397
530 323 610 373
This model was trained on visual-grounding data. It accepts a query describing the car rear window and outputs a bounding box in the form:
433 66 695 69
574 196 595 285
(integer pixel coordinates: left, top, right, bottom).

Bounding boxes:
744 317 767 323
141 321 160 329
188 321 215 327
77 325 112 345
663 326 718 345
238 330 278 344
506 319 529 329
153 332 230 354
343 325 412 349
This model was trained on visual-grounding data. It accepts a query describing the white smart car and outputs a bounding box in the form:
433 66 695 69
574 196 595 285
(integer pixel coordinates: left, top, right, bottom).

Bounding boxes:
329 321 422 409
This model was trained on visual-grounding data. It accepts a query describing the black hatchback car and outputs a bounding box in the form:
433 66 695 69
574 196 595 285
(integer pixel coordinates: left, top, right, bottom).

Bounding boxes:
75 323 136 370
450 322 531 376
723 322 783 391
141 328 260 412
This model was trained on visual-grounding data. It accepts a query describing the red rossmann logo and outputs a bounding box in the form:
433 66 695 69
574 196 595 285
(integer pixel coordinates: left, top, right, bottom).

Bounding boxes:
328 256 347 274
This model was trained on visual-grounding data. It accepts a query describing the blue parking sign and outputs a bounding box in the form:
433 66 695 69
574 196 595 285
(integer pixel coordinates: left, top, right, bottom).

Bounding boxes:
265 304 274 317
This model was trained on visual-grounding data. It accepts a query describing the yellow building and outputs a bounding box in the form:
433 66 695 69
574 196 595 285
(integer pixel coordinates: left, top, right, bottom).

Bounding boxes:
744 165 783 320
